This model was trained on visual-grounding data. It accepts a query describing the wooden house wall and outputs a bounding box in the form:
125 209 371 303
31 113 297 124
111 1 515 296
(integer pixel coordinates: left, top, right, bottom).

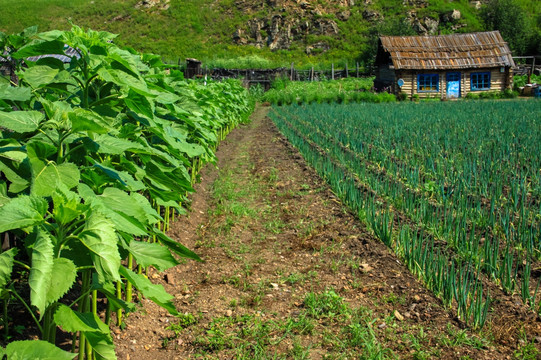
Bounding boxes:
376 64 396 83
393 67 512 99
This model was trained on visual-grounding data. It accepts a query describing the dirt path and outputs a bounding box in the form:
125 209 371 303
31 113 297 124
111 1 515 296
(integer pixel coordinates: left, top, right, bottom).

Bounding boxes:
114 106 517 359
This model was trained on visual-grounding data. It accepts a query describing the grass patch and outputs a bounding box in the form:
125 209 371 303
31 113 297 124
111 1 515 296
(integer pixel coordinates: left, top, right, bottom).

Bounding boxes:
189 289 395 358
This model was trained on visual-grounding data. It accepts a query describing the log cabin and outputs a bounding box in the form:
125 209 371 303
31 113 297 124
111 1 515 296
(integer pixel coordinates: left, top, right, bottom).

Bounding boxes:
374 31 515 99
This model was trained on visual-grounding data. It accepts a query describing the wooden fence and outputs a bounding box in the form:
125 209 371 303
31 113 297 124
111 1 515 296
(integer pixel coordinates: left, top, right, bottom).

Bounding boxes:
184 62 371 90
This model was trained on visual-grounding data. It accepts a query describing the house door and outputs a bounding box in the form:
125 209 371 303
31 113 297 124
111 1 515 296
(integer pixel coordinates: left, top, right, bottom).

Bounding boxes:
446 72 461 99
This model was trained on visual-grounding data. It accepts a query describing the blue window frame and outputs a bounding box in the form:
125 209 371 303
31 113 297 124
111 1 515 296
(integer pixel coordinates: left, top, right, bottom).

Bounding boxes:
417 74 439 92
471 72 491 91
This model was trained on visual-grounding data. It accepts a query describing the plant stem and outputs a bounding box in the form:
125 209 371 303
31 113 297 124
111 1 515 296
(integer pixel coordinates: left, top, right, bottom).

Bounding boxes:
116 281 122 327
8 288 43 334
78 270 91 359
13 260 31 271
126 253 133 303
3 298 9 338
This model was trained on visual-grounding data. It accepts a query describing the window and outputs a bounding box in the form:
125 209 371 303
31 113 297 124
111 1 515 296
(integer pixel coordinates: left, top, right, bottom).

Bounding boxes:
417 74 439 92
471 72 491 91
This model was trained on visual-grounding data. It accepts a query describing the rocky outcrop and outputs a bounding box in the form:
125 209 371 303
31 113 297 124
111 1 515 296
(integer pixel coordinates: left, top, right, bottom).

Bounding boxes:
363 9 383 21
406 11 439 35
305 42 330 55
230 0 478 51
403 0 428 8
134 0 169 10
232 0 351 52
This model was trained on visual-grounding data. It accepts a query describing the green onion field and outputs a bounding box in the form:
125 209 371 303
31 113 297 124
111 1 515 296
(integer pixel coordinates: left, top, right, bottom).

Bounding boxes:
271 100 541 330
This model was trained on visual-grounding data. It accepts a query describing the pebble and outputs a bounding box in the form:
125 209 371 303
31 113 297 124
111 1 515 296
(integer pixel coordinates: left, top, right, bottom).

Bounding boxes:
226 309 233 317
413 295 421 302
164 274 174 285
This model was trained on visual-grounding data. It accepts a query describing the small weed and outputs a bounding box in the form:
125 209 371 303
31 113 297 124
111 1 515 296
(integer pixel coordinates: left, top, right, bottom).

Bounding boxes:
162 313 198 348
437 323 487 349
268 166 279 183
265 218 286 234
224 247 242 261
221 275 241 286
304 289 348 319
382 292 406 306
285 314 315 335
514 331 539 360
289 339 311 359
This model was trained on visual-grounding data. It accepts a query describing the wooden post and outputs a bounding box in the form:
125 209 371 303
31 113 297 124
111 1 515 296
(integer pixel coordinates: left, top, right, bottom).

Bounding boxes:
311 67 314 81
332 63 334 80
290 63 294 81
356 62 359 78
345 62 349 78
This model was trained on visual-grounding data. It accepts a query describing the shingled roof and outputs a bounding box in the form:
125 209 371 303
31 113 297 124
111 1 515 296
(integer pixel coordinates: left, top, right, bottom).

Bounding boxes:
378 31 515 70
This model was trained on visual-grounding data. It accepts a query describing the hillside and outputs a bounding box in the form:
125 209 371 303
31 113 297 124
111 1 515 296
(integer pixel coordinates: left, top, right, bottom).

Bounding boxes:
0 0 539 67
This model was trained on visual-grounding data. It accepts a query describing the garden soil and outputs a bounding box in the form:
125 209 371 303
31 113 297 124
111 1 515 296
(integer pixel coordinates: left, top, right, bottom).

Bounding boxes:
113 105 540 359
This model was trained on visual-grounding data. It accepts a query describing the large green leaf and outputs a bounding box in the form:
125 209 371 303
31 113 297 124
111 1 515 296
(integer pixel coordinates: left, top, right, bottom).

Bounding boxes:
77 185 148 236
99 187 151 225
0 140 26 162
108 47 147 75
0 248 17 289
12 40 65 58
89 161 145 192
28 230 54 317
26 141 57 160
19 65 60 89
97 68 148 94
41 258 77 313
155 229 202 261
0 195 47 232
69 109 110 134
0 83 31 102
144 161 189 194
6 340 76 360
84 332 117 360
124 89 154 119
79 212 121 284
31 161 80 197
54 304 109 334
37 30 64 41
93 134 147 155
0 110 43 133
128 241 178 271
130 192 161 224
162 125 205 158
0 160 30 194
119 267 177 315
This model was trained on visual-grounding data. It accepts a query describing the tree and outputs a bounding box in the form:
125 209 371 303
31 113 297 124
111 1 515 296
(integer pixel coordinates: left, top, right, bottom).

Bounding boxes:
359 17 416 71
480 0 529 55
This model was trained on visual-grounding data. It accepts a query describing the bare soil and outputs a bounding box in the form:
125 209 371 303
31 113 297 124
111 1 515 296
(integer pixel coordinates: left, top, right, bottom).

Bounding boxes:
113 106 539 359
